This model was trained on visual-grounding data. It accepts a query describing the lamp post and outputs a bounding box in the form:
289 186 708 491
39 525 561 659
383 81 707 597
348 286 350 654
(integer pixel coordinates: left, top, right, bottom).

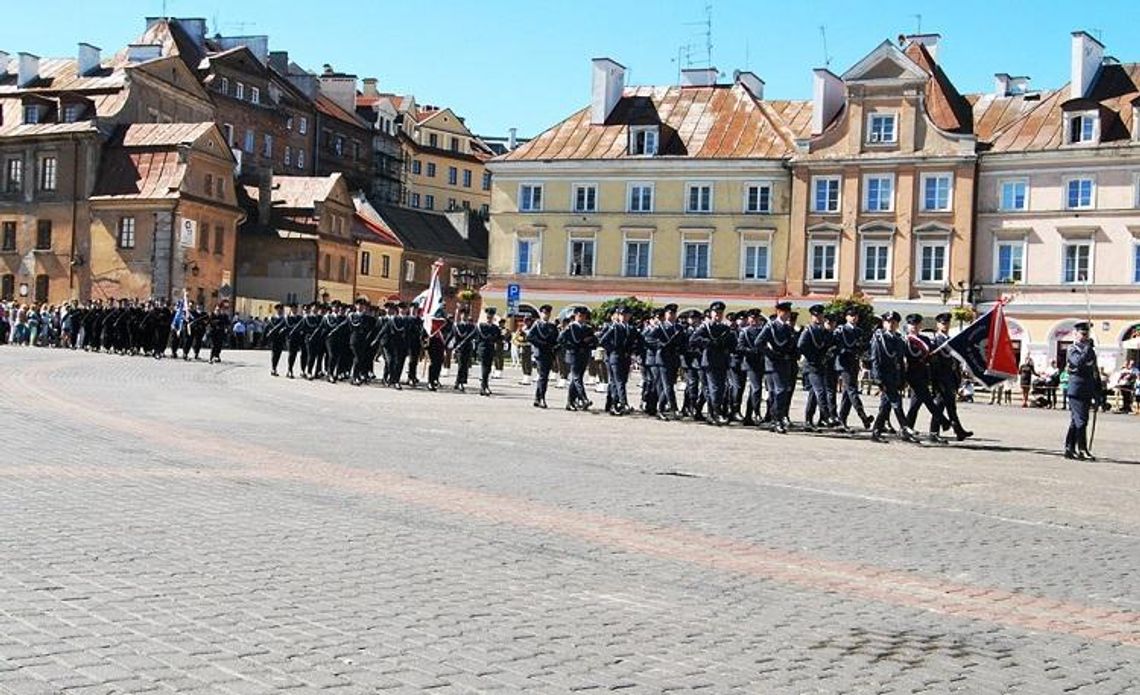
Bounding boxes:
939 280 983 331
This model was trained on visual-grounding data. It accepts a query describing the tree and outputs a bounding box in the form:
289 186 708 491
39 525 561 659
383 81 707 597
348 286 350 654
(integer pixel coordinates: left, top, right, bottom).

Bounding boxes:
823 293 877 336
595 296 656 325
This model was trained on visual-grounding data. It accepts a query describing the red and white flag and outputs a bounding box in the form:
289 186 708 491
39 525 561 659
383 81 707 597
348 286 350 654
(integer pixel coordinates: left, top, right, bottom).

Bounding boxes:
414 259 446 336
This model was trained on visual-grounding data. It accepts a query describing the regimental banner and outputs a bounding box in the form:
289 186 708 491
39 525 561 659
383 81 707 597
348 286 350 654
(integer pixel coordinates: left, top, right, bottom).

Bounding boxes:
178 218 197 248
935 302 1019 387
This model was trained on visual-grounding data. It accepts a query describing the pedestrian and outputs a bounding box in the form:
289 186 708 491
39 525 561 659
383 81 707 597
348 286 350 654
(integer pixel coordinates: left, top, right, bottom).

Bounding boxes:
1018 357 1036 407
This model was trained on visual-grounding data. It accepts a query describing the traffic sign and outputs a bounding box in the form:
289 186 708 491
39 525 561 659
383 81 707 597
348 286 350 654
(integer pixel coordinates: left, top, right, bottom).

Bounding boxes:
506 283 521 301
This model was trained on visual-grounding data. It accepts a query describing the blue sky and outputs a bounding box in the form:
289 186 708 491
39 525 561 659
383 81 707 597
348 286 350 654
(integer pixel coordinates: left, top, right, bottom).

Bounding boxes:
4 0 1139 137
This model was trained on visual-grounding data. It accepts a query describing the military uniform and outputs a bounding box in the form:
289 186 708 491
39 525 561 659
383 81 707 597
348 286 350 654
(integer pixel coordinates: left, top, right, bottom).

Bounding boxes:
265 305 288 376
475 309 503 396
798 305 835 430
527 306 559 407
928 313 973 440
834 312 873 430
688 302 735 426
598 307 636 415
757 302 797 433
450 316 476 390
1064 323 1099 460
558 308 596 410
870 312 919 442
901 314 947 443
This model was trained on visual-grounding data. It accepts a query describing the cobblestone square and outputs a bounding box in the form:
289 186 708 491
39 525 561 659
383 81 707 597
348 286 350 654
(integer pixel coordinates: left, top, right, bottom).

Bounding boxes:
1 348 1138 693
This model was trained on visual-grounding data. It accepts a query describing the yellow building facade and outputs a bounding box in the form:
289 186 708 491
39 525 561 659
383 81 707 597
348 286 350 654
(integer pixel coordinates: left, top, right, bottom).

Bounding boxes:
402 107 492 217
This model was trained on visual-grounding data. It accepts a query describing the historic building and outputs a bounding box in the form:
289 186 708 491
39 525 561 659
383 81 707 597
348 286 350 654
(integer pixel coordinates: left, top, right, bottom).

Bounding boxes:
485 59 804 312
398 102 494 218
351 196 404 306
972 31 1140 369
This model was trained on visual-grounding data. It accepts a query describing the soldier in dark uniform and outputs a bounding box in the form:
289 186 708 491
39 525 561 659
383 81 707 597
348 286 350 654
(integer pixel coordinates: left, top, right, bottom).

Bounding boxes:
835 307 874 431
929 312 973 440
639 312 660 416
902 314 949 443
689 301 735 426
207 302 229 364
726 312 747 421
1064 321 1099 460
320 302 345 383
870 311 920 443
387 302 411 388
599 305 635 415
405 305 426 387
304 304 328 379
450 309 476 392
372 303 396 385
347 298 376 386
284 303 307 378
736 309 766 426
651 304 684 419
425 311 448 390
798 304 835 431
558 306 596 411
475 307 502 396
526 304 559 408
757 301 797 433
265 303 288 376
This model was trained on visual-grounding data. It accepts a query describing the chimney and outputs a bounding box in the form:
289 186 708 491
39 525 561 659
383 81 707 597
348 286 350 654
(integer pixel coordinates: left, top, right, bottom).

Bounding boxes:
216 35 269 65
1071 31 1105 100
903 33 941 61
268 50 289 75
126 44 162 64
0 51 9 75
681 67 719 87
810 68 845 136
590 57 626 125
995 73 1032 96
179 19 208 49
318 68 358 113
77 43 101 76
508 127 517 150
257 169 273 226
362 78 379 98
733 70 764 99
994 73 1011 96
17 52 40 87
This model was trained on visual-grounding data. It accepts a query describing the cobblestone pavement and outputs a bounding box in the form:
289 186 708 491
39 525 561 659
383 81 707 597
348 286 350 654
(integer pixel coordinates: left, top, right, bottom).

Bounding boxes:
1 347 1138 694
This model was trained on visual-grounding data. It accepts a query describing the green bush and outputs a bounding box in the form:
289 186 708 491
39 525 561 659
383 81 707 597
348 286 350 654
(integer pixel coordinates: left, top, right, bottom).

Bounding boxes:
823 293 877 335
595 296 656 325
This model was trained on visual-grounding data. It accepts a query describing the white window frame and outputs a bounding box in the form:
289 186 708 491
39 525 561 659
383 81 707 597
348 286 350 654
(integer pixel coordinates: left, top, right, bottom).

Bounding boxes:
219 77 229 94
404 260 416 282
685 182 713 214
424 194 435 210
811 176 841 213
117 217 136 249
743 181 773 214
38 156 57 192
859 237 892 285
999 178 1029 211
571 183 598 213
299 117 308 135
808 239 839 282
920 173 953 212
1064 177 1095 210
515 235 541 275
250 86 260 105
680 236 711 279
235 82 245 100
567 236 596 277
627 182 654 213
740 235 772 281
296 149 305 169
993 238 1027 284
519 183 543 212
862 173 894 213
1061 239 1094 285
867 112 898 144
410 192 421 208
360 250 371 276
629 126 659 156
622 235 652 278
1066 111 1099 144
915 239 949 285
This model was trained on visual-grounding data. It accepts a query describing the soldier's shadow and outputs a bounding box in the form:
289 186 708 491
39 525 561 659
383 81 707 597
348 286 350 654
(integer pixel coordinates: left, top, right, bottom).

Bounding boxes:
951 441 1140 466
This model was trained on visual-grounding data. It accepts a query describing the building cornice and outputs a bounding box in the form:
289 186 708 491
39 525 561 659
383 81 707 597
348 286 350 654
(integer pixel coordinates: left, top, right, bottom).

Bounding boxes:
488 158 789 176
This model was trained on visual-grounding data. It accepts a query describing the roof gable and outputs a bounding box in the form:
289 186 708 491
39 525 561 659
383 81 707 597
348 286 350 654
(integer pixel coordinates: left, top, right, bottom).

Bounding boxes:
842 41 928 83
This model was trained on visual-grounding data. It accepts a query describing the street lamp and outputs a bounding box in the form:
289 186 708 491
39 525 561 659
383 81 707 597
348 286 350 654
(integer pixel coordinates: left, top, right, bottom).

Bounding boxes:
940 280 983 330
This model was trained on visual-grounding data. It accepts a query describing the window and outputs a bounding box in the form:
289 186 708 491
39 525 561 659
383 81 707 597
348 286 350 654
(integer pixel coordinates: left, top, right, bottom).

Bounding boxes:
917 242 947 284
34 274 48 302
450 136 459 152
425 162 436 178
215 177 224 199
1 274 12 300
1 221 14 251
479 204 489 219
338 256 347 283
1134 243 1140 284
205 173 214 195
263 134 273 158
519 184 543 212
424 194 435 210
1000 179 1028 211
5 158 22 193
35 219 51 250
1062 242 1091 284
1068 114 1096 144
628 183 653 213
995 241 1024 283
284 146 292 167
569 239 595 276
243 129 255 153
482 171 492 191
516 238 539 274
117 217 136 249
299 117 308 134
624 240 650 277
352 141 360 161
334 136 344 156
412 160 422 175
410 193 421 208
381 254 391 278
23 105 40 124
428 133 438 148
62 104 80 123
682 241 710 279
812 176 841 213
863 174 893 212
296 149 305 169
286 116 293 131
630 127 658 156
744 182 772 213
223 124 234 147
742 241 770 281
220 77 229 94
198 220 209 251
404 260 416 282
37 157 56 192
809 241 838 282
686 183 713 213
1066 178 1094 209
868 113 897 143
448 167 458 185
235 82 245 100
462 169 472 188
213 225 224 255
861 241 891 283
250 86 260 104
572 184 597 213
921 174 952 212
447 198 457 210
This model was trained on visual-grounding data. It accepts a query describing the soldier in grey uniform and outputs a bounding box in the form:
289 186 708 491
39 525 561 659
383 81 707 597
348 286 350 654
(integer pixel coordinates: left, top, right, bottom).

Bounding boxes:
1064 321 1099 460
757 300 797 433
526 304 559 408
870 311 921 443
798 304 835 431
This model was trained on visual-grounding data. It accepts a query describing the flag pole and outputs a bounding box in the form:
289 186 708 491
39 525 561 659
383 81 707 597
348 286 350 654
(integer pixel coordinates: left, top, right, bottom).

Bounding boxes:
1084 281 1097 453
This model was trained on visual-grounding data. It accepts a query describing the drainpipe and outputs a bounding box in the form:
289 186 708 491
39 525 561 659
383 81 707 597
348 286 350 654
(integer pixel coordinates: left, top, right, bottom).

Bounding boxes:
69 137 80 300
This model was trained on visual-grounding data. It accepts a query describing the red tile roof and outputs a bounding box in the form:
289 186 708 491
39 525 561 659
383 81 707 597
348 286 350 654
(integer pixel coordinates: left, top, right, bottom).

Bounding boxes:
353 212 402 247
315 95 371 130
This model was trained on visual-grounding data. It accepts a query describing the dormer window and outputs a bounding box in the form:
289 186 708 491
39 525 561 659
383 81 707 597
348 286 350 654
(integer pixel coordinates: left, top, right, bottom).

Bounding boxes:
23 105 40 124
62 104 80 123
1066 112 1098 144
867 113 897 144
630 126 658 156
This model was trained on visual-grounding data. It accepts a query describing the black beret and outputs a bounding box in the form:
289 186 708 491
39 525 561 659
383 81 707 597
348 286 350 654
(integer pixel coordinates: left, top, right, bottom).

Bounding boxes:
882 311 902 322
485 307 497 316
747 308 762 318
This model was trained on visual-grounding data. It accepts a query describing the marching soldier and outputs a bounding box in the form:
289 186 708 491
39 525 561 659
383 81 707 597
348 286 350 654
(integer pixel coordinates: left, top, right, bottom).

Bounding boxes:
736 309 766 426
1064 321 1099 460
526 304 559 408
598 305 635 415
929 312 973 441
405 305 426 387
689 301 735 426
206 302 229 364
425 311 448 390
835 307 874 431
284 303 308 378
798 304 835 430
476 307 502 396
558 306 596 411
870 311 920 443
265 303 288 376
348 298 377 386
450 309 476 392
651 304 684 420
903 314 948 443
639 312 660 417
757 301 797 433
